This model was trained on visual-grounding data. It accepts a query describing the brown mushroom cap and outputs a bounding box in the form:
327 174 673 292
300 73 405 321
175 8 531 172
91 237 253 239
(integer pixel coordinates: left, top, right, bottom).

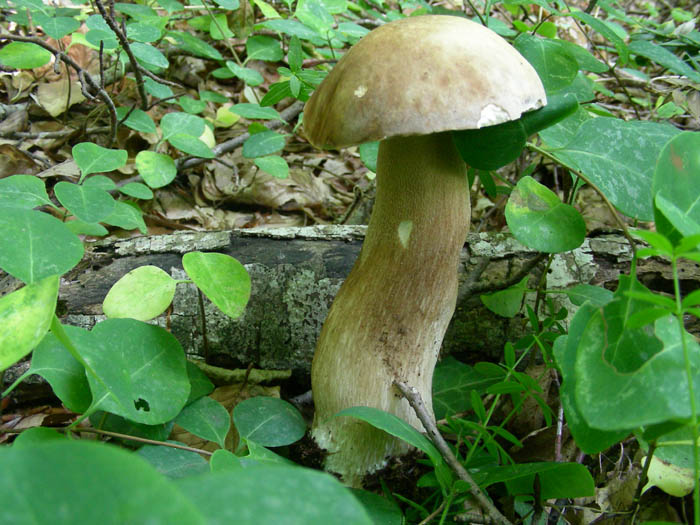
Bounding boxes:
304 15 547 149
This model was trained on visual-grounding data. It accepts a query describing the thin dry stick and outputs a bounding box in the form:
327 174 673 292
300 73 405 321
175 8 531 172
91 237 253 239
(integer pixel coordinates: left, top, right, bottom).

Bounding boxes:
177 101 305 172
393 380 513 525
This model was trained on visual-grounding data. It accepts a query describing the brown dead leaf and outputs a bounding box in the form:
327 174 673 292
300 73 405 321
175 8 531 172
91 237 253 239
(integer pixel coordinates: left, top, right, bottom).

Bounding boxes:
35 79 86 117
0 145 40 177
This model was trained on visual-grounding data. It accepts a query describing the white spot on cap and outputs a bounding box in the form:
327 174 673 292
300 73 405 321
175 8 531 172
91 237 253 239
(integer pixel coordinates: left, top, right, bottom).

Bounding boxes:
354 85 367 98
477 103 510 127
398 221 413 248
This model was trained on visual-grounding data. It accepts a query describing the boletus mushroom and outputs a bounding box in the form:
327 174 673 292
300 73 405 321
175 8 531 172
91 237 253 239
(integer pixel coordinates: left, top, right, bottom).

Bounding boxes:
304 14 546 485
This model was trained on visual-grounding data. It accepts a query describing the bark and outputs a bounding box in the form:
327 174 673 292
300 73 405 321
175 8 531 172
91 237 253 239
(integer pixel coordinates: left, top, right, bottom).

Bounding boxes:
2 226 696 391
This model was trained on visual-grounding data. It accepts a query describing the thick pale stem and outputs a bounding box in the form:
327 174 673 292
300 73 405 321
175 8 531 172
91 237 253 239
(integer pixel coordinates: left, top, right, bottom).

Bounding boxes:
311 132 470 485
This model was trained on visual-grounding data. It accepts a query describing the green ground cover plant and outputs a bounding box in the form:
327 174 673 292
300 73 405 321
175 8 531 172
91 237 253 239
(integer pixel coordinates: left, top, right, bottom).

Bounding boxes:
0 0 699 522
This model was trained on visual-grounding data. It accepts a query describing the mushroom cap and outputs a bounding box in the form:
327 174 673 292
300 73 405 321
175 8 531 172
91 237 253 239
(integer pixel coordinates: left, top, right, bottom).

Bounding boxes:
304 15 547 149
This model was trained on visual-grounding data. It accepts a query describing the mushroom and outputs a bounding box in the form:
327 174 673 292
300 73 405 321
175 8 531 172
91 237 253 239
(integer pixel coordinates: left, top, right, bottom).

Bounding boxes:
304 14 546 485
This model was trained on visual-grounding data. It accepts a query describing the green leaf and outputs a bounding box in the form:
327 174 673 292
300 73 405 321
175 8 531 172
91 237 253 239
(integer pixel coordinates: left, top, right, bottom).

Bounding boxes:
85 29 119 50
432 357 497 419
233 397 306 446
466 462 594 499
103 266 177 321
335 406 443 468
288 35 303 71
168 31 223 60
120 182 153 200
454 93 578 170
575 278 700 429
226 61 264 86
131 42 169 69
258 19 321 42
210 449 242 472
554 310 631 453
136 445 209 479
260 81 293 106
231 103 282 120
11 427 65 448
177 96 207 114
0 441 204 523
54 181 116 223
77 318 190 425
176 397 231 448
23 329 92 412
359 141 379 172
481 277 529 317
72 142 128 179
555 39 608 73
167 134 215 158
212 0 240 9
565 284 614 307
0 209 83 283
0 42 52 69
251 0 281 18
351 490 403 525
547 118 680 220
255 155 289 178
185 361 215 404
34 13 80 39
83 175 117 191
514 34 578 93
629 40 700 83
571 10 629 65
246 35 283 62
0 174 52 209
652 132 700 243
633 229 674 256
182 252 251 318
242 130 286 158
116 107 157 133
102 201 147 234
135 151 177 188
160 112 205 140
65 219 109 237
176 466 372 524
0 276 59 372
126 22 162 43
89 411 174 446
538 106 591 149
144 77 173 98
505 176 586 253
295 0 334 34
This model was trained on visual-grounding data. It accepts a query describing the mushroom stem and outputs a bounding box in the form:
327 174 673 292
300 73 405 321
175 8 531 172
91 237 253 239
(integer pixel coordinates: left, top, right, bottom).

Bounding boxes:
311 132 470 485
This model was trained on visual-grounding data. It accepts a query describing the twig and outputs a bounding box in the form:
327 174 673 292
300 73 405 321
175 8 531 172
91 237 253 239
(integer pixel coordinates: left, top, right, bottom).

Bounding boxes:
177 100 305 172
393 380 513 525
630 441 656 523
0 33 119 144
75 427 215 456
93 0 148 110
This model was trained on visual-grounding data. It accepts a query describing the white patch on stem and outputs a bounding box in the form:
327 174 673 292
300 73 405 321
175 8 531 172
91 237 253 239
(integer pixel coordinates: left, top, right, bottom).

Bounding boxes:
397 220 413 249
354 85 367 98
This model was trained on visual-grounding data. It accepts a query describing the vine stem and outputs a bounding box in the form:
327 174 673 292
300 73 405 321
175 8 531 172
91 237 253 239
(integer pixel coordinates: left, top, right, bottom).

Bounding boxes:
527 142 638 256
672 255 700 525
393 380 513 525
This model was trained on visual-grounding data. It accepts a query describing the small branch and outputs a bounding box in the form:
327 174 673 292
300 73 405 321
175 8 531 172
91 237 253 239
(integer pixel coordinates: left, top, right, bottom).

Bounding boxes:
394 380 513 525
94 0 149 110
75 427 215 456
0 33 119 144
177 101 305 172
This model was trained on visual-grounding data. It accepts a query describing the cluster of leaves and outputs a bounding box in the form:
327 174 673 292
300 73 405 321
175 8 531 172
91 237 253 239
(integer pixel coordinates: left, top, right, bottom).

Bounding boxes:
1 0 700 522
